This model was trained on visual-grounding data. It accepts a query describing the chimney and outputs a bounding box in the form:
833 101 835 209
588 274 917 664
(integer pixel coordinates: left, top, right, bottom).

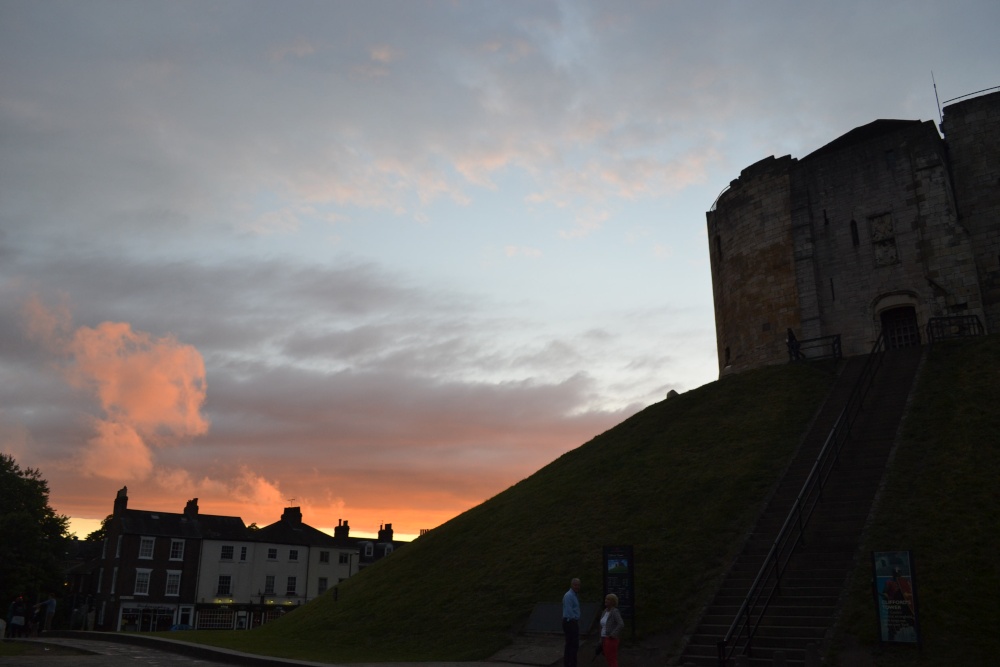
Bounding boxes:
282 506 303 526
378 522 393 542
113 486 129 517
184 498 199 518
334 518 350 539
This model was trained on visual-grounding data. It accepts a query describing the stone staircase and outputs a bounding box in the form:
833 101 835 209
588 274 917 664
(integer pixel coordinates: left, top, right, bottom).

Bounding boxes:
678 347 923 666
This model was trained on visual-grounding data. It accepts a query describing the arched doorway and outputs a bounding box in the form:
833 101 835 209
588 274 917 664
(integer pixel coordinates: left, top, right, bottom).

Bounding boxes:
880 306 920 349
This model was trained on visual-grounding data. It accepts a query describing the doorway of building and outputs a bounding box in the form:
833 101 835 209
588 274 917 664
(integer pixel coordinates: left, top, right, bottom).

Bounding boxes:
880 306 920 348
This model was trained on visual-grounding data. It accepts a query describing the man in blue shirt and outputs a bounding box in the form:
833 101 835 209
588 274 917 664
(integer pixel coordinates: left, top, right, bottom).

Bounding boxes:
562 578 581 667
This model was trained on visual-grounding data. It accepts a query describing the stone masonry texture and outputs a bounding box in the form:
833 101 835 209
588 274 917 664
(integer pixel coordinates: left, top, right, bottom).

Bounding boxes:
707 91 1000 375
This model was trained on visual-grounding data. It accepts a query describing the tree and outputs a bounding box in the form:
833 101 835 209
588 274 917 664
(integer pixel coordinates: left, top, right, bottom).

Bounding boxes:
85 515 113 543
0 453 71 608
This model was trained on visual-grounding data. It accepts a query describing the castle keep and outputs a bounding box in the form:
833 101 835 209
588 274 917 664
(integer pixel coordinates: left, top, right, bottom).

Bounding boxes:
707 91 1000 375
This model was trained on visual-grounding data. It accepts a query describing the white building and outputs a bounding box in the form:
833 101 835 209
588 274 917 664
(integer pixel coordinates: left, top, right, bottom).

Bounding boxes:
193 507 358 629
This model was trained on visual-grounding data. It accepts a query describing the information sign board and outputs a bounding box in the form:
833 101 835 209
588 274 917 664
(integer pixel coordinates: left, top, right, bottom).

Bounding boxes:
602 545 634 629
872 550 921 645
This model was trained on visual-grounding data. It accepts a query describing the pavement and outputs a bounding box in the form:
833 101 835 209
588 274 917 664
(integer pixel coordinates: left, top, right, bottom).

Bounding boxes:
0 632 565 667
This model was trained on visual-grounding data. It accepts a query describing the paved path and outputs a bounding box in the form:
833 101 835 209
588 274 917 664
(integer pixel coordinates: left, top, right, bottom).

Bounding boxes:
0 636 553 667
2 637 238 666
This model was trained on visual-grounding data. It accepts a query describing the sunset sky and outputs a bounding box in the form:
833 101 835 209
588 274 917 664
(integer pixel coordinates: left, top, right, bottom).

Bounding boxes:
2 1 997 541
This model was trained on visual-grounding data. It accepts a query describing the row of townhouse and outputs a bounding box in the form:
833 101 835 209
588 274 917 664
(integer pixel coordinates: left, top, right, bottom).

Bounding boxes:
66 487 404 632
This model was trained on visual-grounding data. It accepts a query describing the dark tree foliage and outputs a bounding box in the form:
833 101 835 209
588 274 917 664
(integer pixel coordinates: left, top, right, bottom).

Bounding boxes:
85 515 113 542
0 453 71 608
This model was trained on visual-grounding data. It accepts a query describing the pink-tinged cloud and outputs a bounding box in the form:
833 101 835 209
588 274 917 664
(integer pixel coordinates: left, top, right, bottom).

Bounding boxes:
66 321 209 440
82 419 154 479
21 296 209 479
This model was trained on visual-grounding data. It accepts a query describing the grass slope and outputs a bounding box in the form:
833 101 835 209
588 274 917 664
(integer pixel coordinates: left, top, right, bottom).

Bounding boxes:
833 335 1000 666
182 362 835 662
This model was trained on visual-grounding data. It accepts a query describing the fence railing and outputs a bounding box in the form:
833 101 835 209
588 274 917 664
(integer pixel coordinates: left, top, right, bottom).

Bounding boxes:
926 315 984 344
717 333 887 666
790 334 842 363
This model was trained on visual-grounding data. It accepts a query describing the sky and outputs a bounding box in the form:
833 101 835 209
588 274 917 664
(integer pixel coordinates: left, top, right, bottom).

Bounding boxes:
2 1 997 541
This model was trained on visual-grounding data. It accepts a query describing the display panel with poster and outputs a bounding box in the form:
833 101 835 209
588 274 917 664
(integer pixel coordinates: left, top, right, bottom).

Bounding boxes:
872 550 921 645
603 545 634 631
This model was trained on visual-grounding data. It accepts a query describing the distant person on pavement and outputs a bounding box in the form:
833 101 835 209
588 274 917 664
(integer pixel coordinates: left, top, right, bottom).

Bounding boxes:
7 597 27 638
36 593 57 633
562 577 581 667
600 594 625 667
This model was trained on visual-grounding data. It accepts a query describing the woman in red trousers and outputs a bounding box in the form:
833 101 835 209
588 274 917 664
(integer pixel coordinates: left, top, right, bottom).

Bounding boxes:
600 593 624 667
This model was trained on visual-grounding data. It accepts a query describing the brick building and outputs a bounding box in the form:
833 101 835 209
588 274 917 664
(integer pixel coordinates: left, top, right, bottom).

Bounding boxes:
93 487 246 631
707 90 1000 374
79 488 406 632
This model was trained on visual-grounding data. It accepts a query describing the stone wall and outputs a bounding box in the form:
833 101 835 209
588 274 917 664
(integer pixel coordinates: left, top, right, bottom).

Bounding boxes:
792 120 984 357
941 91 1000 333
707 156 799 374
707 91 1000 375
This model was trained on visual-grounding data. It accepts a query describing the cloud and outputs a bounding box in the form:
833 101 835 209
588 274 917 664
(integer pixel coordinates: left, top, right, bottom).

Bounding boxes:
82 420 154 480
504 245 542 259
5 0 992 539
268 37 317 62
21 296 209 479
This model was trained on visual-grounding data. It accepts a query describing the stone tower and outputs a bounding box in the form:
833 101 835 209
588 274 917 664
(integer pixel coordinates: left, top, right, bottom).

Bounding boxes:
707 91 1000 375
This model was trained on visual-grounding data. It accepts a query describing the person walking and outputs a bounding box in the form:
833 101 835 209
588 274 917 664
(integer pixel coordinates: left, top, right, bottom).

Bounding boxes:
562 578 581 667
7 597 27 638
36 593 57 633
600 593 625 667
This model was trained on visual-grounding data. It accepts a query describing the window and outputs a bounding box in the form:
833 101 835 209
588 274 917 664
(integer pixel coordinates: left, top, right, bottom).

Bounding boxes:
116 535 123 558
97 568 104 593
319 551 330 563
289 549 298 561
850 219 860 247
364 543 373 557
134 569 152 595
267 548 278 560
197 608 234 630
165 571 181 596
339 553 350 565
169 539 185 561
286 576 297 596
870 213 898 266
240 546 247 561
384 544 393 555
102 538 108 559
111 567 118 594
138 537 155 559
264 575 275 595
221 545 234 560
318 577 328 595
217 575 232 596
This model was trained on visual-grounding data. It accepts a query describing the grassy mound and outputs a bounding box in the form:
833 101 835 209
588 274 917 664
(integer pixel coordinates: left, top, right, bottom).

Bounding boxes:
833 335 1000 666
181 361 835 662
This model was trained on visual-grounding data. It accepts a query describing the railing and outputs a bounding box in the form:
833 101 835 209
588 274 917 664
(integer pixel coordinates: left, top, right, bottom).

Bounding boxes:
717 333 888 666
926 315 984 344
789 334 842 363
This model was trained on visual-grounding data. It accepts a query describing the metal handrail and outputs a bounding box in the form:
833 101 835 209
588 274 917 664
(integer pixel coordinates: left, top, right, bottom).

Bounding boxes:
717 334 887 666
789 334 842 363
926 315 984 344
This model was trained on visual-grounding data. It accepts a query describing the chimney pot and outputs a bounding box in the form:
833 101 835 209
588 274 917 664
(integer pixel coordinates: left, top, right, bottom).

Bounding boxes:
113 486 129 516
